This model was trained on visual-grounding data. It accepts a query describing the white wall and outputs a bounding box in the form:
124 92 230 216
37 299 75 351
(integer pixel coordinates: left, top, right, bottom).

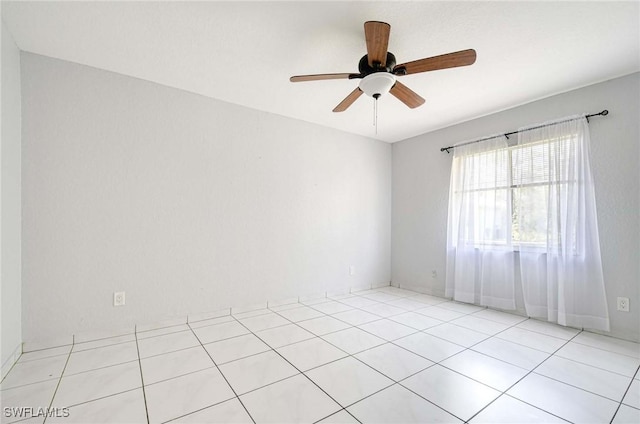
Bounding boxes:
1 19 22 376
21 53 391 343
392 73 640 342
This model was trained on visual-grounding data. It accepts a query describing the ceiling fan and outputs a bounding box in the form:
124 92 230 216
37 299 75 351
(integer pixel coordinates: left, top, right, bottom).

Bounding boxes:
290 21 477 112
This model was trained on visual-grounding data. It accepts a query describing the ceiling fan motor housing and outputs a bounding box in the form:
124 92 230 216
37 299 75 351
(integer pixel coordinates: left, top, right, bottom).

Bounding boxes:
358 52 397 75
358 52 398 98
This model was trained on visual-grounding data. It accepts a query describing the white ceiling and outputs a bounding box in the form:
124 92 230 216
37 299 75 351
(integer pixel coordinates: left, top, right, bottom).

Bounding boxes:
2 1 639 142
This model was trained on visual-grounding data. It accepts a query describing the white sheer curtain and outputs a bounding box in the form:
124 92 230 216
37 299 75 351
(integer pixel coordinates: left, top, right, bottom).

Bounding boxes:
515 116 609 331
445 137 516 310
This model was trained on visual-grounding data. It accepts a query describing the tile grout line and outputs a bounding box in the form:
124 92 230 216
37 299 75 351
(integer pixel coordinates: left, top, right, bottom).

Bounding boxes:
270 296 468 423
227 314 361 422
69 339 137 354
609 365 640 423
409 314 618 379
40 388 144 416
536 348 639 380
71 331 136 346
187 311 233 325
0 370 146 401
142 365 218 389
191 294 416 410
493 325 640 374
310 301 491 372
13 316 340 384
262 289 540 420
7 287 637 423
159 398 247 424
264 296 424 421
41 336 75 424
385 311 538 422
1 351 22 382
56 359 140 380
462 328 585 423
564 339 640 360
305 293 442 329
64 314 636 421
260 298 484 421
149 311 394 370
361 307 570 422
528 362 640 402
186 322 257 424
466 393 573 424
0 377 61 393
499 320 582 341
488 319 640 360
312 408 361 424
281 293 476 421
134 326 151 424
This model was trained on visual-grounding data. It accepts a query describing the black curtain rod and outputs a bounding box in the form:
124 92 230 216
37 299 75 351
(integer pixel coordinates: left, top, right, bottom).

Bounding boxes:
440 110 609 153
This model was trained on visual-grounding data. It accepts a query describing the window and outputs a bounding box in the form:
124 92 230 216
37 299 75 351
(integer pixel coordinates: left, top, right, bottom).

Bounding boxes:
453 134 578 248
446 116 609 331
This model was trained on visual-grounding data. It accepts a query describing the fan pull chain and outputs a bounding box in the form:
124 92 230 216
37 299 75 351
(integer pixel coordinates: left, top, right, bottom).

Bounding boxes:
373 95 379 135
373 98 376 129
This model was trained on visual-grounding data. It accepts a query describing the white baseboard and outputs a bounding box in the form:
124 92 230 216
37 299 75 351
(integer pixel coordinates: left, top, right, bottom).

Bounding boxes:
19 282 392 352
392 281 447 298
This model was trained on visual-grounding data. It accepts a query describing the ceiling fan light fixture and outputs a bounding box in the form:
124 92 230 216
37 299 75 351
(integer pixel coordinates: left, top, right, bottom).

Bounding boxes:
358 72 396 98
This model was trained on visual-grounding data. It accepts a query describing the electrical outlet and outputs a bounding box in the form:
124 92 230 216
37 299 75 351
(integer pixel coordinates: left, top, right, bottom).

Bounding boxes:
114 291 126 307
349 266 355 276
617 297 629 312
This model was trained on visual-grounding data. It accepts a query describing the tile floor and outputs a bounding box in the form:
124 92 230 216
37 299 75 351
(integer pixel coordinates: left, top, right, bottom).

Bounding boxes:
1 286 639 423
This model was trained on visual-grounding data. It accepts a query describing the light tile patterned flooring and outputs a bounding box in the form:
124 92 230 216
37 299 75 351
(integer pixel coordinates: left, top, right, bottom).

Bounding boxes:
2 286 639 423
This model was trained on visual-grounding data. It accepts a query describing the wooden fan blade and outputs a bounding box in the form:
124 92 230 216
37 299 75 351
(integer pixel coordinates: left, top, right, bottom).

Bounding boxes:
390 81 425 109
290 73 354 82
394 49 476 75
364 21 391 67
333 87 363 112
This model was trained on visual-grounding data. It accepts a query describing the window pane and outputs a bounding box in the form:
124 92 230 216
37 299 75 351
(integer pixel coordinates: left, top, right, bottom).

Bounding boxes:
511 134 577 248
513 185 547 244
462 148 510 190
461 188 510 245
512 136 575 185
